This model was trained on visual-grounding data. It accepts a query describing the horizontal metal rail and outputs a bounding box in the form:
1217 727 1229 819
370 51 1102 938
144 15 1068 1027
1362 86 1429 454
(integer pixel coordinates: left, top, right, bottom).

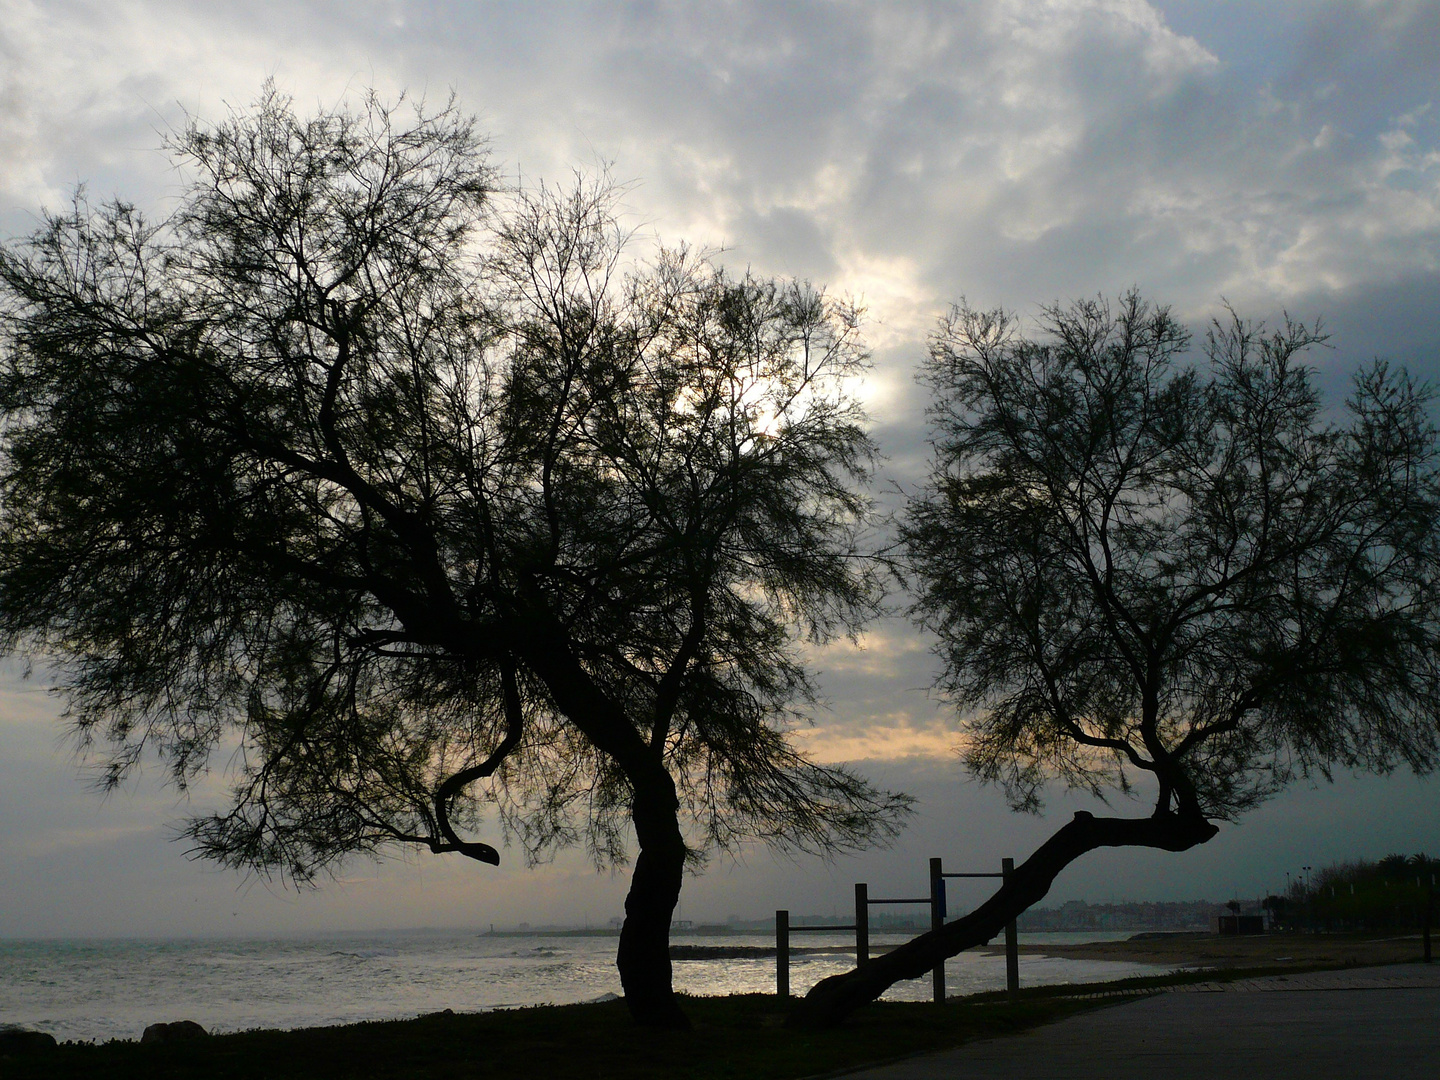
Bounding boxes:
933 858 1017 1002
775 857 1019 1003
776 909 863 999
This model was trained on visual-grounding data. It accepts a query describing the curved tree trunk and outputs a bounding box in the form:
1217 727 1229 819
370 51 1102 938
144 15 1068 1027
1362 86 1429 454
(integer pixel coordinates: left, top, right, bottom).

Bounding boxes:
786 809 1219 1029
616 779 690 1029
514 608 692 1028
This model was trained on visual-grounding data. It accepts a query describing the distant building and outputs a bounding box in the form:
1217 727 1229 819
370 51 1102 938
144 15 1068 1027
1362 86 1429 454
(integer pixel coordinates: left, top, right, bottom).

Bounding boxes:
1216 914 1265 935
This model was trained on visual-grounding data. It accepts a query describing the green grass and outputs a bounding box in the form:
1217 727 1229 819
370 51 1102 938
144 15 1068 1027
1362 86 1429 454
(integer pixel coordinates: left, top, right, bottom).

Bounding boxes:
2 993 1093 1080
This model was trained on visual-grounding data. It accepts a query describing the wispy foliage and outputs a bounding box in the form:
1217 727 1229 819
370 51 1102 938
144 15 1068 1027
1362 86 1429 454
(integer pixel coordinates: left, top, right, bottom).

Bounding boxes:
904 290 1440 820
0 85 909 895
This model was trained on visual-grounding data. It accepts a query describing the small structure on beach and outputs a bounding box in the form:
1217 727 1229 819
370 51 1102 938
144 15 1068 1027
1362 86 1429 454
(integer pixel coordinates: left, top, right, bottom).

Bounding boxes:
1216 915 1265 935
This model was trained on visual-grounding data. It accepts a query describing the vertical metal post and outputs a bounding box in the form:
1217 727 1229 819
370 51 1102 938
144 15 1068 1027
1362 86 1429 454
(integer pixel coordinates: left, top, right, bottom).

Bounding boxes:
1002 857 1019 1000
930 857 945 1003
1424 885 1433 964
776 909 790 997
855 882 869 967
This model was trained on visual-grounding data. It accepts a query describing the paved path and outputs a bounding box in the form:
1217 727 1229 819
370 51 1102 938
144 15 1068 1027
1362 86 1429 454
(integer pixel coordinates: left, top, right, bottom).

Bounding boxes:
843 965 1440 1080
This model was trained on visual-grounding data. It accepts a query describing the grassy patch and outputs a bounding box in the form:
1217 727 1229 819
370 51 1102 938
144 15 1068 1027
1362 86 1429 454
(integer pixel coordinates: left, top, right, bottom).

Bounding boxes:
2 994 1090 1080
14 956 1396 1080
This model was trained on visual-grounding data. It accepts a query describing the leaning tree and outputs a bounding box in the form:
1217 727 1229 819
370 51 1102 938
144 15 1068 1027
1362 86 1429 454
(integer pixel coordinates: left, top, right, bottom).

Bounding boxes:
789 290 1440 1026
0 87 910 1028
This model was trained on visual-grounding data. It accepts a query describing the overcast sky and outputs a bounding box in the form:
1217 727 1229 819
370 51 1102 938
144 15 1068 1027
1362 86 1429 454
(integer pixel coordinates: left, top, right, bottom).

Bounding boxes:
2 0 1438 937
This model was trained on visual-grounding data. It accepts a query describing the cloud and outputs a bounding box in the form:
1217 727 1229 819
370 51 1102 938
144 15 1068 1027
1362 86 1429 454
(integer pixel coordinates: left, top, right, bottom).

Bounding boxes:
2 1 1439 926
791 713 958 764
0 820 161 859
6 2 1436 327
5 0 1436 696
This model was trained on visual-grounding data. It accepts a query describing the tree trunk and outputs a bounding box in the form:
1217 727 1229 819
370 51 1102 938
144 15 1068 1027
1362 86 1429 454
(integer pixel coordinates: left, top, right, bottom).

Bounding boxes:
616 779 690 1028
785 809 1219 1029
511 606 692 1027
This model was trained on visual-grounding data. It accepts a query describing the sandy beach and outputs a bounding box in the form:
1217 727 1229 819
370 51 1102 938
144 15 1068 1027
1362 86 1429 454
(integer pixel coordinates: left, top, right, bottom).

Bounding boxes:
982 930 1427 969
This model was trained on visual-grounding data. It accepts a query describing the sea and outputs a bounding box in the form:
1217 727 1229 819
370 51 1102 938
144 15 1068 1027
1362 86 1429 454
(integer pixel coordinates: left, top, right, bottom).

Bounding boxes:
0 930 1165 1043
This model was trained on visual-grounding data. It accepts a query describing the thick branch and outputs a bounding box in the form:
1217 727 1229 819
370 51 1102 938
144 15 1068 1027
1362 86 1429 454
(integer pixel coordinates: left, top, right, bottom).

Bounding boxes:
1173 687 1262 759
650 580 708 754
431 660 525 865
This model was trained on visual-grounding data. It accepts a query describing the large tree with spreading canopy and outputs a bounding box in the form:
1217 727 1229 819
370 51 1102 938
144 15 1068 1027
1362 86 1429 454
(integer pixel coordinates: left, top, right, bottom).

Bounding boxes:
0 87 910 1028
790 291 1440 1027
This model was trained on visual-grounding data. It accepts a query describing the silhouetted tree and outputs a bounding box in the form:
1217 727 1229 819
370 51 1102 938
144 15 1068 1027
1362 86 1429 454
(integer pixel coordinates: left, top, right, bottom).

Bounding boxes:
790 291 1440 1026
0 86 910 1028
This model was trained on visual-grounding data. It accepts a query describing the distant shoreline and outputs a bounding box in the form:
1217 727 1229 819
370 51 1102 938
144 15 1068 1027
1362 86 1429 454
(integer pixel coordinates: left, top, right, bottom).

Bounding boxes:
0 924 1206 943
481 925 1176 939
978 929 1424 968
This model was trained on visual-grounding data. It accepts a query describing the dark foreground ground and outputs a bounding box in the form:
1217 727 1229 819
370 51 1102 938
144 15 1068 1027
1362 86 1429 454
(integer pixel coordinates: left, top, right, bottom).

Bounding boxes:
0 994 1093 1080
3 934 1432 1080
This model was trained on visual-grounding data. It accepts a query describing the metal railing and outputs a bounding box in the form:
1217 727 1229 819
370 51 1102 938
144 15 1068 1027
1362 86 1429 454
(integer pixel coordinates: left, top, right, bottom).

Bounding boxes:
932 856 1019 1001
776 857 1020 1003
773 909 857 1000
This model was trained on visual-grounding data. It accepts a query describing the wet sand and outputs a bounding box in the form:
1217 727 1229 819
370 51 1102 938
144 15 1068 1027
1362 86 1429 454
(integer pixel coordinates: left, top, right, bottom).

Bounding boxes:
981 931 1426 969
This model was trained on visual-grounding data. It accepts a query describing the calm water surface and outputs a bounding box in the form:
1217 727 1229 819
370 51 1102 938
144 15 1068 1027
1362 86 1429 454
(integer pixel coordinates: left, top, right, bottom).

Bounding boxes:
0 930 1163 1042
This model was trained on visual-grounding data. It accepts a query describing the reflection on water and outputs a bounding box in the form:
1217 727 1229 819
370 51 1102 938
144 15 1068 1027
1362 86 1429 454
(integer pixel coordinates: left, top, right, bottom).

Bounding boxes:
672 931 1162 1003
1 930 1163 1042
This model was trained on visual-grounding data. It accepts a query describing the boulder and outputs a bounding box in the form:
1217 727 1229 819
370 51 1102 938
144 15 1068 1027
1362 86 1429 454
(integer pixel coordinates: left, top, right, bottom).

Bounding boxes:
140 1019 209 1045
0 1027 59 1055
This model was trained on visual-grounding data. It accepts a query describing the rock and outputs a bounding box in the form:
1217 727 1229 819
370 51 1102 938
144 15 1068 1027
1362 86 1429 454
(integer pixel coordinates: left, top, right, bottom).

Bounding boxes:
0 1027 59 1055
140 1020 209 1045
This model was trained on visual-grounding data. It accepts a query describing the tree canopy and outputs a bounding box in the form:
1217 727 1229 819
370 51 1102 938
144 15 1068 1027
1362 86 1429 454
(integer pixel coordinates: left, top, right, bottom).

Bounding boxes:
0 86 909 1027
789 290 1440 1027
910 291 1440 820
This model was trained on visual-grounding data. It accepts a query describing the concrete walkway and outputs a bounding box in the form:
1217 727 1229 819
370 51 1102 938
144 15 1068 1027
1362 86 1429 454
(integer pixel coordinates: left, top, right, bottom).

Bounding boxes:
844 965 1440 1080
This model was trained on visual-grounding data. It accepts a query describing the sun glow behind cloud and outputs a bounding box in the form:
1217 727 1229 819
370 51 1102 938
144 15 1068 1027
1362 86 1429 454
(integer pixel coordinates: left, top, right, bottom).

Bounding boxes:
1 0 1439 932
790 713 959 765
